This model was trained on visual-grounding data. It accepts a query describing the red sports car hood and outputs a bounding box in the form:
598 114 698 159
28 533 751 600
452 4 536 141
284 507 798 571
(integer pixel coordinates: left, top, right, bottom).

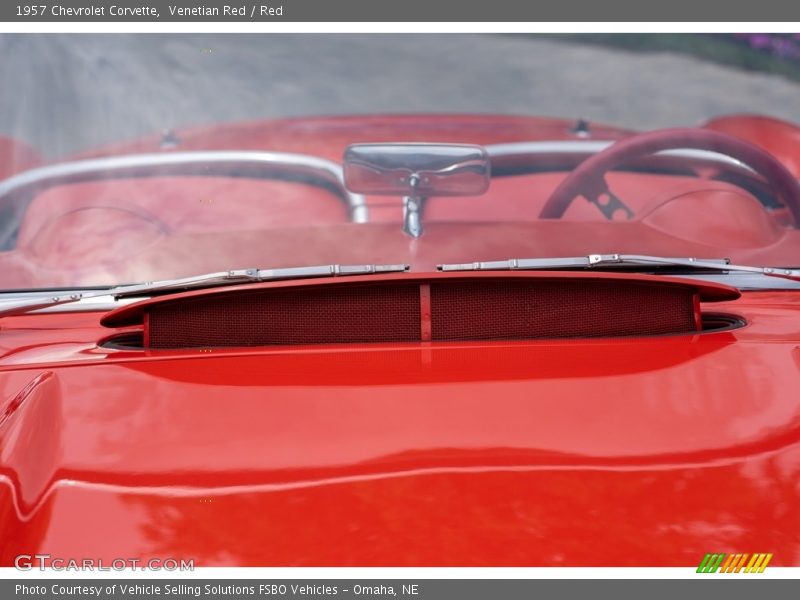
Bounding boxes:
1 288 800 566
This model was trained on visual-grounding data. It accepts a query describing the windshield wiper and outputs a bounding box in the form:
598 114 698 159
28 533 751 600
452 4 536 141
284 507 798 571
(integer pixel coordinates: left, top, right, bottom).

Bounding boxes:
438 253 800 282
0 263 409 318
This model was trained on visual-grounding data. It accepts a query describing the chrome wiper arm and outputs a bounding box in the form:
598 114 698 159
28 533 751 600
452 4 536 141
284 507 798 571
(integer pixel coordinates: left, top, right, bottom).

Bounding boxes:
0 263 409 318
438 254 800 281
0 293 85 319
110 263 409 298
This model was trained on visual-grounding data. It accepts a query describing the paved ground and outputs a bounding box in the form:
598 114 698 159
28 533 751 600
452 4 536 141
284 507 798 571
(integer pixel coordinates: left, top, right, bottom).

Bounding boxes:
2 33 800 159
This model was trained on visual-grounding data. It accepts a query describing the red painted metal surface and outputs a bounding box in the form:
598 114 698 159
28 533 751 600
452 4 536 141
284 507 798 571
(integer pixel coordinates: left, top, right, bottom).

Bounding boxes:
703 114 800 178
1 114 800 566
0 290 799 566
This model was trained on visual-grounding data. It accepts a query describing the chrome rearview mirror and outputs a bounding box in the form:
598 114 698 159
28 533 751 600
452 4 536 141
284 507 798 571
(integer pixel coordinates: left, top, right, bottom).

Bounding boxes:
343 143 491 196
343 143 491 238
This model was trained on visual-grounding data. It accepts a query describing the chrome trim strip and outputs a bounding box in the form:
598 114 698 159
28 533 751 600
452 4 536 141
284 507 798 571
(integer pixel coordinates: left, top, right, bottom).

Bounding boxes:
438 253 800 283
0 263 411 318
0 151 369 223
5 271 800 317
0 294 140 314
485 140 752 170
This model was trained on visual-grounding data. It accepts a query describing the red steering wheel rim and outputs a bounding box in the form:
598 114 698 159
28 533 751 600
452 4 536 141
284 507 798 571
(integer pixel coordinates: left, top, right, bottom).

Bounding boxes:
539 128 800 224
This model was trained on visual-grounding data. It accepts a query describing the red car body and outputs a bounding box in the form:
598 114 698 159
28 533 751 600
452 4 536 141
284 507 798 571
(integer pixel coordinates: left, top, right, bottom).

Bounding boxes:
1 114 799 566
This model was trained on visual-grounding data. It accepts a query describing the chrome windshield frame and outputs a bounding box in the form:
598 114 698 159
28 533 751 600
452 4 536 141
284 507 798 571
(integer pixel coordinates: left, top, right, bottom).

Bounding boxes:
0 150 369 226
485 140 754 171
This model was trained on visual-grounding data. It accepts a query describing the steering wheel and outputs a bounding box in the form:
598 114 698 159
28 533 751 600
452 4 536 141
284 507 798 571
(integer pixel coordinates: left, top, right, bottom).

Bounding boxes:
539 128 800 225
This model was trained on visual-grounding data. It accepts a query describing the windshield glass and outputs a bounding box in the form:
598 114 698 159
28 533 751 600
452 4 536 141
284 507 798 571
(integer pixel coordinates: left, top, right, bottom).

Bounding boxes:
2 33 800 290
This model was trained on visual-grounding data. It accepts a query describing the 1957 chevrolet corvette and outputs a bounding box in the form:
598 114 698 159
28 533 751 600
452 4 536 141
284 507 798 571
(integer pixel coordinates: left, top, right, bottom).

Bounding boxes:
1 112 799 566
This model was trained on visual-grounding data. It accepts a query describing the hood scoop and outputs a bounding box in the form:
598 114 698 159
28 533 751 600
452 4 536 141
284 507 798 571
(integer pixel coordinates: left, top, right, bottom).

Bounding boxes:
101 272 740 349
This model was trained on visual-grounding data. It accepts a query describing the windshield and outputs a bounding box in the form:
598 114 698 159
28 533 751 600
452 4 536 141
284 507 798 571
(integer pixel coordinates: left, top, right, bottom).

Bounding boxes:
2 33 800 291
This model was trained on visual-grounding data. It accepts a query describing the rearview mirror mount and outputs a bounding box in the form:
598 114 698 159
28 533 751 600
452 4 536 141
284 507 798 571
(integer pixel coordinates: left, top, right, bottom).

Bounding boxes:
343 143 491 238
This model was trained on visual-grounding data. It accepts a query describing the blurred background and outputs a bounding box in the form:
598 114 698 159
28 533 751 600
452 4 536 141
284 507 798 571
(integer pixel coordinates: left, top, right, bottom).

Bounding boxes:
1 33 799 159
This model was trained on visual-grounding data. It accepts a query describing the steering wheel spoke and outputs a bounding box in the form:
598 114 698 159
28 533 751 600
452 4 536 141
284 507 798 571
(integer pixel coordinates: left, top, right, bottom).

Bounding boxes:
583 177 635 220
587 190 635 220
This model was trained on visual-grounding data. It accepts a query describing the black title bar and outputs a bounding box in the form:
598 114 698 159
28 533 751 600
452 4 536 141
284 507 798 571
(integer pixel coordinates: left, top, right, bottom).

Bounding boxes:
2 0 800 22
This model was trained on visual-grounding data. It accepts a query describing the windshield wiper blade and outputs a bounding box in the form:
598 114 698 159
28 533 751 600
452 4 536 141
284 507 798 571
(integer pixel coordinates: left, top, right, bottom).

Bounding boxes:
109 263 410 298
0 263 409 318
438 254 800 281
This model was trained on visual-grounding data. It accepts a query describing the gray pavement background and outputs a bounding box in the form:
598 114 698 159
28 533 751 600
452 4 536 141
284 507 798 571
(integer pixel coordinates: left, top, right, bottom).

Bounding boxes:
1 33 800 159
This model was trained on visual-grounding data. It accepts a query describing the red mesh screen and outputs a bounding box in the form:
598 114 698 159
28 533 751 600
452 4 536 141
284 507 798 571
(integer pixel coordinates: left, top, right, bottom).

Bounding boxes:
430 280 696 341
146 284 421 348
144 279 698 349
